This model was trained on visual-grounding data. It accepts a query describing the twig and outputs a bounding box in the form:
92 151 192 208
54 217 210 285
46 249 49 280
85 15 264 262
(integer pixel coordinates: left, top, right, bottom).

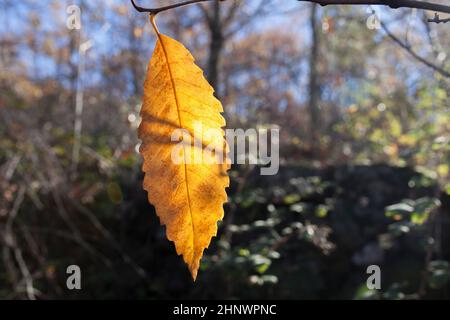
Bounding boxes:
428 13 450 23
5 185 26 244
69 198 149 280
13 247 37 300
3 155 21 180
380 21 450 78
131 0 450 15
131 0 218 14
3 186 37 300
51 190 113 267
297 0 450 14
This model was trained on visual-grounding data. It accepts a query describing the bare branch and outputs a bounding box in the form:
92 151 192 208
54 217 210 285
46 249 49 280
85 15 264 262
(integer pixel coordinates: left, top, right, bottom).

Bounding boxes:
131 0 450 15
380 21 450 78
428 12 450 23
297 0 450 14
130 0 450 76
130 0 218 14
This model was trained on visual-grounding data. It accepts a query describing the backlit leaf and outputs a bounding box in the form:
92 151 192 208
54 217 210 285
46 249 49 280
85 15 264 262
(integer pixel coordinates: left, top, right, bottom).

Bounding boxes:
138 16 230 280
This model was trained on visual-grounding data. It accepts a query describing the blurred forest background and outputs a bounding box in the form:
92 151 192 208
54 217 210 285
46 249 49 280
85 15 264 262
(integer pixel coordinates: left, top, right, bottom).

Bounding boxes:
0 0 449 299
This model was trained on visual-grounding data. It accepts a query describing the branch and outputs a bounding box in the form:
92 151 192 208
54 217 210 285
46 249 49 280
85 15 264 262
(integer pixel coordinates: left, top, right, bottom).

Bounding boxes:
428 12 450 23
130 0 218 14
297 0 450 14
130 0 450 77
380 21 450 78
131 0 450 16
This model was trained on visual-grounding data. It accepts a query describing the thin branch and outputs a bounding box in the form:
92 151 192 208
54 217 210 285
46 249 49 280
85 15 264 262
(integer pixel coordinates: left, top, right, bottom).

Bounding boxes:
380 21 450 78
428 13 450 23
3 186 37 300
69 198 149 280
130 0 216 14
297 0 450 14
131 0 450 28
198 2 214 27
421 12 445 60
14 247 37 300
131 0 450 19
131 1 450 76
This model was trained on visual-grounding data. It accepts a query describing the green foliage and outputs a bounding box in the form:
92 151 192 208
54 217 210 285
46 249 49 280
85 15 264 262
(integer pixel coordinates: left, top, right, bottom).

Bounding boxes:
385 197 440 225
428 261 450 290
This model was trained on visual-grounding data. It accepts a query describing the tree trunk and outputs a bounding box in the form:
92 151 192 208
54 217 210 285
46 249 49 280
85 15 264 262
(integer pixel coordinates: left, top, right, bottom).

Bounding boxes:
207 0 224 96
308 3 321 157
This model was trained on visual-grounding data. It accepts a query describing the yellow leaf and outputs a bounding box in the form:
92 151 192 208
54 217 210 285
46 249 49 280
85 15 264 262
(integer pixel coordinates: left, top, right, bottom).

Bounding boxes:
138 16 230 280
437 164 449 177
398 134 416 147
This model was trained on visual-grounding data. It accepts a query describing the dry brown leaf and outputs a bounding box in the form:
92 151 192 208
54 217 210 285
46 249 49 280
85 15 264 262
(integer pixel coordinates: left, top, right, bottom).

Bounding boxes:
138 16 230 280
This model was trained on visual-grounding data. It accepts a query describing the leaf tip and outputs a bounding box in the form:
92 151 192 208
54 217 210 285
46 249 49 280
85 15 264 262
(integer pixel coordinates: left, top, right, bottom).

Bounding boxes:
189 265 199 282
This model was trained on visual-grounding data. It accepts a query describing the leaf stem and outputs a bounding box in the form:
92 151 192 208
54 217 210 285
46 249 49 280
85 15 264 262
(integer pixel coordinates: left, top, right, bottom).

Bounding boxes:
149 13 160 35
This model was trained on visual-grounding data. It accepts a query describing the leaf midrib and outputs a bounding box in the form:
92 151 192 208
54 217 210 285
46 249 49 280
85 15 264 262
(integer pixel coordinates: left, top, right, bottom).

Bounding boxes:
156 34 196 268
